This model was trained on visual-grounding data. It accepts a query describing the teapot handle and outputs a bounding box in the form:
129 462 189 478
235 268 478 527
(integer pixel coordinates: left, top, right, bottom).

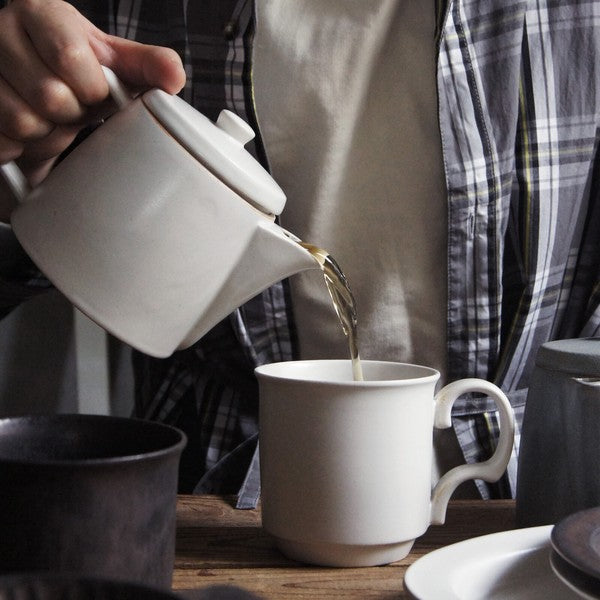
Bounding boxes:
0 161 30 202
0 67 132 203
100 66 133 109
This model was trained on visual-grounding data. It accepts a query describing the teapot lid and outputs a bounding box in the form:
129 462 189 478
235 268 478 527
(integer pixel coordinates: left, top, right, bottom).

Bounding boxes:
141 89 286 215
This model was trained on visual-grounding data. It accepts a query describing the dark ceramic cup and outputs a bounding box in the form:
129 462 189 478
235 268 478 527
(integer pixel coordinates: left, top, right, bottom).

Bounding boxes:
0 574 183 600
0 414 186 587
516 338 600 527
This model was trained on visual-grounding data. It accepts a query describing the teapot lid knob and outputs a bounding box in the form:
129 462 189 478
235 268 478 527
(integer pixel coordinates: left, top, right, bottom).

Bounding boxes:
141 91 286 215
216 111 255 146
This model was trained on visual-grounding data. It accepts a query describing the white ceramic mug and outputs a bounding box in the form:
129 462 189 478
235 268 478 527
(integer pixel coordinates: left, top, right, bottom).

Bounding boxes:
256 359 515 567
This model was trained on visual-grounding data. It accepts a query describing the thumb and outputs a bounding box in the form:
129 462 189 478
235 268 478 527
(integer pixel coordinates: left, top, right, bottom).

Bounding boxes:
90 34 186 95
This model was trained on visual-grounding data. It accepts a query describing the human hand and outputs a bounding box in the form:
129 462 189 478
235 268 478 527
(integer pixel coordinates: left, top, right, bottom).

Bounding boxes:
0 0 186 219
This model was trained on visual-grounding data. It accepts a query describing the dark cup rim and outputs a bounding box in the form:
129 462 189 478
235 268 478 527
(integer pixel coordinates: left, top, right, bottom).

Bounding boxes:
0 413 187 467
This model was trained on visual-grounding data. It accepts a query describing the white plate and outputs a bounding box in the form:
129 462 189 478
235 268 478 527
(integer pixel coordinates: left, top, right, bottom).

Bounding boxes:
404 525 582 599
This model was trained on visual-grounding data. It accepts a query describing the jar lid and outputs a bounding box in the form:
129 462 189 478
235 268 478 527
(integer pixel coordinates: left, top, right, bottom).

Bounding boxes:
141 89 286 215
535 338 600 376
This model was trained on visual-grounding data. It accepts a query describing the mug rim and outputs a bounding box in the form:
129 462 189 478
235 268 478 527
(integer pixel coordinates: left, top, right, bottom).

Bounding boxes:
255 359 440 386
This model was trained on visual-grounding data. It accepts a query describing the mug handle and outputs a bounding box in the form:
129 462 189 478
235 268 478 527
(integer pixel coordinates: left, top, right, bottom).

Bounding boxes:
429 378 515 525
0 67 132 203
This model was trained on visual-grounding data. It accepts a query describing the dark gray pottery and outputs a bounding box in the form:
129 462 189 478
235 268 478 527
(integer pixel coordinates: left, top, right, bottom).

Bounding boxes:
516 338 600 527
0 414 186 587
0 573 183 599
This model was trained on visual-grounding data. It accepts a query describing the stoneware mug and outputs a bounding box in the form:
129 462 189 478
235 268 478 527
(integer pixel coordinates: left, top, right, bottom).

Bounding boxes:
256 359 515 567
0 414 186 587
516 338 600 527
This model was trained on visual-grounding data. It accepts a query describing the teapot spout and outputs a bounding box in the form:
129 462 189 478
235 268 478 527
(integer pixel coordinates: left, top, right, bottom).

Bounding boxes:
178 220 319 349
235 219 321 283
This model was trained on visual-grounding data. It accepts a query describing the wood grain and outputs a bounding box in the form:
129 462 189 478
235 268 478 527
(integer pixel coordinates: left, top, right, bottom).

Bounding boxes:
173 496 516 599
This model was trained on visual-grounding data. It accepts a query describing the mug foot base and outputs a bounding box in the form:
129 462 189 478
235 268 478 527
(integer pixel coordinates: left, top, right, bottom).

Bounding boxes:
272 536 415 567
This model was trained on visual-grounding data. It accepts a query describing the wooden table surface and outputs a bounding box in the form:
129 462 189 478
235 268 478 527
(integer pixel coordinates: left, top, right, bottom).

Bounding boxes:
173 495 517 599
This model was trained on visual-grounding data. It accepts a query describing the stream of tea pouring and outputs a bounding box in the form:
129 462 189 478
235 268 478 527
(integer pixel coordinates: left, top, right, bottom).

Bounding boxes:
299 243 364 381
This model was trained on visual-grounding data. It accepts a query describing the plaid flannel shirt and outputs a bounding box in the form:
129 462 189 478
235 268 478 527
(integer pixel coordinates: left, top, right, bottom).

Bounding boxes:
440 0 600 494
1 0 598 504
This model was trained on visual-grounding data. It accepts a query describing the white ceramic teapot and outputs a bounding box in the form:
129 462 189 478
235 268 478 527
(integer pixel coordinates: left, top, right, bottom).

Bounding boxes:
0 68 318 357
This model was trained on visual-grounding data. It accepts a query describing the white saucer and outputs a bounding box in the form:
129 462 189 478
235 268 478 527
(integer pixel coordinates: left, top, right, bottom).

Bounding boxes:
404 525 582 599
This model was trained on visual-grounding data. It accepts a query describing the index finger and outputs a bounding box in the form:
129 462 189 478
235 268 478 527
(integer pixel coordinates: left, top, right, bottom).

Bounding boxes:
19 1 109 106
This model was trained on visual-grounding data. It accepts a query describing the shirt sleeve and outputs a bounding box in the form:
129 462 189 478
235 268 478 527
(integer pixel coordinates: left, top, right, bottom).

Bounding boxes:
0 224 51 319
